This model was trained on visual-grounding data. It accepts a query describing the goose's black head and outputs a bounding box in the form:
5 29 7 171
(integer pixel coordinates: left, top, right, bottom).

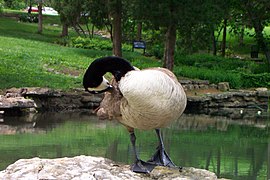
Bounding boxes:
83 56 135 94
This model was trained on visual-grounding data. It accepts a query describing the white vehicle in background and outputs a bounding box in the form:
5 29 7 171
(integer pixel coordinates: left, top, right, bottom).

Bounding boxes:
26 6 58 16
42 7 58 16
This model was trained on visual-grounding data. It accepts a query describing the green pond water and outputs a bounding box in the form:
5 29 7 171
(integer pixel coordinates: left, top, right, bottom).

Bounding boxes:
0 112 269 180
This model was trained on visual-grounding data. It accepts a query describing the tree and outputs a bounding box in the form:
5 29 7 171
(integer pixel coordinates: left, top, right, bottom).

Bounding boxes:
51 0 86 37
0 0 3 13
51 0 71 37
162 2 178 70
109 0 122 57
3 0 25 9
238 0 270 70
37 0 43 34
130 0 233 69
130 0 180 70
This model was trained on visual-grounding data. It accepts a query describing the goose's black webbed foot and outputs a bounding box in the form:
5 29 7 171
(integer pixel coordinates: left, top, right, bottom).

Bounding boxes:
147 146 176 167
131 159 156 173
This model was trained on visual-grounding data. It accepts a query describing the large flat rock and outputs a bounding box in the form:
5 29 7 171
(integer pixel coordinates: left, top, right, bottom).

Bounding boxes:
0 96 36 109
0 156 221 180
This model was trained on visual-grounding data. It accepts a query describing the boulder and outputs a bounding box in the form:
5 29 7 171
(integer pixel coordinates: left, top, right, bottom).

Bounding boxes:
0 156 220 180
217 82 230 91
0 96 36 109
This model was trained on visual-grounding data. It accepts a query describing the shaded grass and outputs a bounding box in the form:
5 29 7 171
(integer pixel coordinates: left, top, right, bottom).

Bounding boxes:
0 16 61 43
0 35 110 89
0 17 160 90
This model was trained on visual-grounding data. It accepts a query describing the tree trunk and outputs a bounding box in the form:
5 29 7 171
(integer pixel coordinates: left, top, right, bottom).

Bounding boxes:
163 24 176 71
106 24 113 42
111 0 122 57
61 23 68 37
28 0 32 15
254 21 270 72
72 24 81 36
244 2 270 71
37 1 43 34
137 22 142 41
212 30 217 56
91 25 95 39
238 25 245 47
221 18 227 57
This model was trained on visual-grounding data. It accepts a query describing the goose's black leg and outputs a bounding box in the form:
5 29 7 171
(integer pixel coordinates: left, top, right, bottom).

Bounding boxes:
129 132 156 173
148 129 176 167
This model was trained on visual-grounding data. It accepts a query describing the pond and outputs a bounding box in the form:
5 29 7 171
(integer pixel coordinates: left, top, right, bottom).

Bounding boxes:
0 112 269 180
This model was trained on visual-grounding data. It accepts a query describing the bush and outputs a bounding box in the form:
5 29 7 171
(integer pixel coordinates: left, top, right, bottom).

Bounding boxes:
174 65 243 88
70 36 132 52
240 73 270 88
175 53 249 71
148 44 163 59
70 37 112 50
19 14 38 23
3 0 25 9
0 0 3 14
173 53 270 88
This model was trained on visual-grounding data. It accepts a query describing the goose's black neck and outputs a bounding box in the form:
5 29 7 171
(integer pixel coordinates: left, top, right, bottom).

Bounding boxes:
83 56 135 88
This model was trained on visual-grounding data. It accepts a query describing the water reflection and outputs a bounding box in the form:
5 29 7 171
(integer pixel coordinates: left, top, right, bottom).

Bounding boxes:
0 112 269 180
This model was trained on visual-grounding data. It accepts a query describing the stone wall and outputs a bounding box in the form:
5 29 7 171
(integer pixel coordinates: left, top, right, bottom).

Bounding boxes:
0 87 269 119
0 87 102 116
180 79 213 91
186 89 269 119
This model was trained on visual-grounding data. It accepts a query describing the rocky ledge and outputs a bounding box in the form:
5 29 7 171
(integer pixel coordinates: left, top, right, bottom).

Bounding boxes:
0 87 103 115
0 87 268 119
0 156 221 180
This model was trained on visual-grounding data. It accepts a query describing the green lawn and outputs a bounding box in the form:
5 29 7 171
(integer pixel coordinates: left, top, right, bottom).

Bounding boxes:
0 16 160 90
0 13 269 90
0 15 105 89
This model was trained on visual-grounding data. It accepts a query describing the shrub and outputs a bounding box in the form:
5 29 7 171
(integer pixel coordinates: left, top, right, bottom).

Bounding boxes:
19 14 38 23
175 53 249 71
174 65 243 88
148 44 163 59
69 37 132 52
3 0 25 10
0 0 3 14
174 53 270 88
240 73 270 88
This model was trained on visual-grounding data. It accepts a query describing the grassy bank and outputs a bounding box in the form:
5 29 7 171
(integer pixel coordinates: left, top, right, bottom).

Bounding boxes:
0 16 160 90
0 15 269 90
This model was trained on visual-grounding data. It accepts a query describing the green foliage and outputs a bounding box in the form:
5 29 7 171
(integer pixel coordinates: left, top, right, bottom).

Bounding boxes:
0 0 3 13
148 44 163 59
174 65 243 88
175 53 250 70
70 36 112 50
3 0 25 10
240 73 270 88
124 53 161 69
69 36 132 51
174 53 270 88
19 13 38 23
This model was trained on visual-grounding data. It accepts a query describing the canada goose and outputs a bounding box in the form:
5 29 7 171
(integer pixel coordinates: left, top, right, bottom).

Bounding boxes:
83 56 187 173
